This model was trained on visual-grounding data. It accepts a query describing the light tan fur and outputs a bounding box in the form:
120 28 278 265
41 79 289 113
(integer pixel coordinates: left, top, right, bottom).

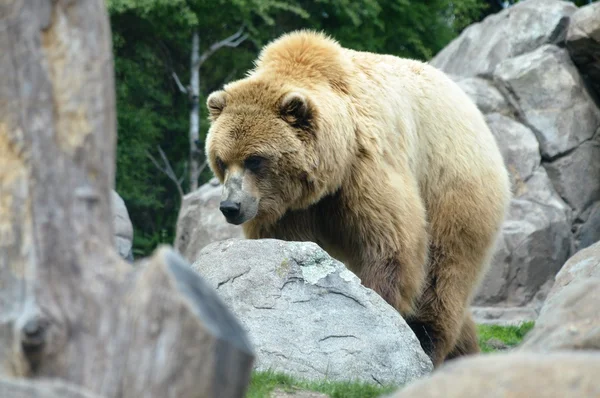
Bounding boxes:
205 30 511 367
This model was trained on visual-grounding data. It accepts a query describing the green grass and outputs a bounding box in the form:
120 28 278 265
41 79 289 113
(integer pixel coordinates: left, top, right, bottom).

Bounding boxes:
477 321 535 353
246 369 398 398
245 322 535 397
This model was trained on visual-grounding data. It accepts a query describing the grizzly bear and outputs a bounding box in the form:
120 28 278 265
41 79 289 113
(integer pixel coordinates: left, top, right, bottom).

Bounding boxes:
204 30 511 367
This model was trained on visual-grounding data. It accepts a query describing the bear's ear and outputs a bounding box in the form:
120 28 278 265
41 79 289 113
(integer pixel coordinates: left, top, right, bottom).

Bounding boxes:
207 90 227 120
279 92 313 128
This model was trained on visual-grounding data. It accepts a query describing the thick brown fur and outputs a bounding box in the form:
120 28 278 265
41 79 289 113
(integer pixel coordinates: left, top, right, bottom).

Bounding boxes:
205 30 511 367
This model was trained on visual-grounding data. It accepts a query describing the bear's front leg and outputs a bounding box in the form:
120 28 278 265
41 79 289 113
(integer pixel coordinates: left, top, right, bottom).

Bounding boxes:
340 171 429 317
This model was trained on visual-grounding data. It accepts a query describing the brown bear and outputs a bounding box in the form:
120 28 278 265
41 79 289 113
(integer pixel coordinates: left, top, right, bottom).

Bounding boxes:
204 30 511 367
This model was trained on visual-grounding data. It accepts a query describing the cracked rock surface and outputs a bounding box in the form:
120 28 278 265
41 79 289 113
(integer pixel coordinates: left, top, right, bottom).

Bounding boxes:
191 238 433 385
431 0 600 324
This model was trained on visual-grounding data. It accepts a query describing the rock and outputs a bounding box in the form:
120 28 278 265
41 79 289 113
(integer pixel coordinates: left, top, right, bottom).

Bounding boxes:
566 1 600 98
191 239 433 386
544 134 600 216
111 190 134 261
485 113 540 190
546 240 600 301
519 241 600 352
576 201 600 250
270 388 328 398
474 168 572 307
519 278 600 352
174 178 244 263
387 352 600 398
462 114 572 309
430 0 576 77
485 338 509 351
471 306 541 327
493 44 600 159
455 78 511 115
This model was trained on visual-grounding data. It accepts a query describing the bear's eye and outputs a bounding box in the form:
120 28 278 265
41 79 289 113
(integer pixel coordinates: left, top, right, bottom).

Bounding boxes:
215 157 226 172
244 155 266 173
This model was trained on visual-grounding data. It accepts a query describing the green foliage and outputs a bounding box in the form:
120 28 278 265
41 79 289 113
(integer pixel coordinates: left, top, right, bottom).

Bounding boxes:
477 321 535 353
107 0 506 257
246 369 398 398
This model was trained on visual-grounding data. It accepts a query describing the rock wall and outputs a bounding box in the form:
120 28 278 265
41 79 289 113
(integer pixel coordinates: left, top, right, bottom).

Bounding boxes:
431 0 600 322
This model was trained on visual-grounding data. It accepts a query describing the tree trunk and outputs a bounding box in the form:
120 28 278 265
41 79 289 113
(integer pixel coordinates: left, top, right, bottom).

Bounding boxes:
0 1 254 397
189 31 201 192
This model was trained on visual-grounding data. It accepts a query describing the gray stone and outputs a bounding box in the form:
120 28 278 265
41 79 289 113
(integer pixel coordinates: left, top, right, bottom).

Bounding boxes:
456 78 510 115
174 178 244 263
430 0 577 77
544 135 600 215
471 306 541 327
466 113 573 309
474 168 572 306
111 190 133 261
519 241 600 352
566 1 600 97
485 113 540 191
576 201 600 250
548 240 600 298
191 239 433 385
387 352 600 398
493 44 600 159
519 278 600 352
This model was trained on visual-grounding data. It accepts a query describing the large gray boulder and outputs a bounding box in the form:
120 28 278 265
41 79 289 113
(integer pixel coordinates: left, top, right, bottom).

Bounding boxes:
430 0 577 78
493 44 600 160
474 169 572 306
519 241 600 351
191 239 433 385
472 114 572 309
174 178 244 263
388 351 600 398
544 132 600 217
111 190 134 261
566 1 600 98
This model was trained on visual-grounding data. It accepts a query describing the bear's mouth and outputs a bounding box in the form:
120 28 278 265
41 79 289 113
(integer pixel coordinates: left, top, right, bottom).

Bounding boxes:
224 214 246 225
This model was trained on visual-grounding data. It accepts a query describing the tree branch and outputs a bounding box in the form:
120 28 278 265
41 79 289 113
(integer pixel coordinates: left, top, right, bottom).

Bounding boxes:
194 26 248 70
171 71 187 94
146 146 185 198
198 160 209 177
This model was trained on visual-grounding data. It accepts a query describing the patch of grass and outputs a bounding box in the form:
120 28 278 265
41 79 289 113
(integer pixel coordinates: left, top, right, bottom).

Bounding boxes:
477 321 535 353
246 322 536 397
245 369 398 398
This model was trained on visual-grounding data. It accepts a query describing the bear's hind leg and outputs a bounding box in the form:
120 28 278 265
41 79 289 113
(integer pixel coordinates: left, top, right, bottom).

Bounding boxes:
445 313 480 360
407 307 480 366
408 210 502 366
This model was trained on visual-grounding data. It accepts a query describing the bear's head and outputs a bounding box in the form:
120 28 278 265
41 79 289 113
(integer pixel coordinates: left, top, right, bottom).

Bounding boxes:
205 31 357 227
205 79 329 227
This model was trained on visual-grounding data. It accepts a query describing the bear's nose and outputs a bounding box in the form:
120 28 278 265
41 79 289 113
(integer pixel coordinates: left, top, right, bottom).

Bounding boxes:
219 200 241 218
